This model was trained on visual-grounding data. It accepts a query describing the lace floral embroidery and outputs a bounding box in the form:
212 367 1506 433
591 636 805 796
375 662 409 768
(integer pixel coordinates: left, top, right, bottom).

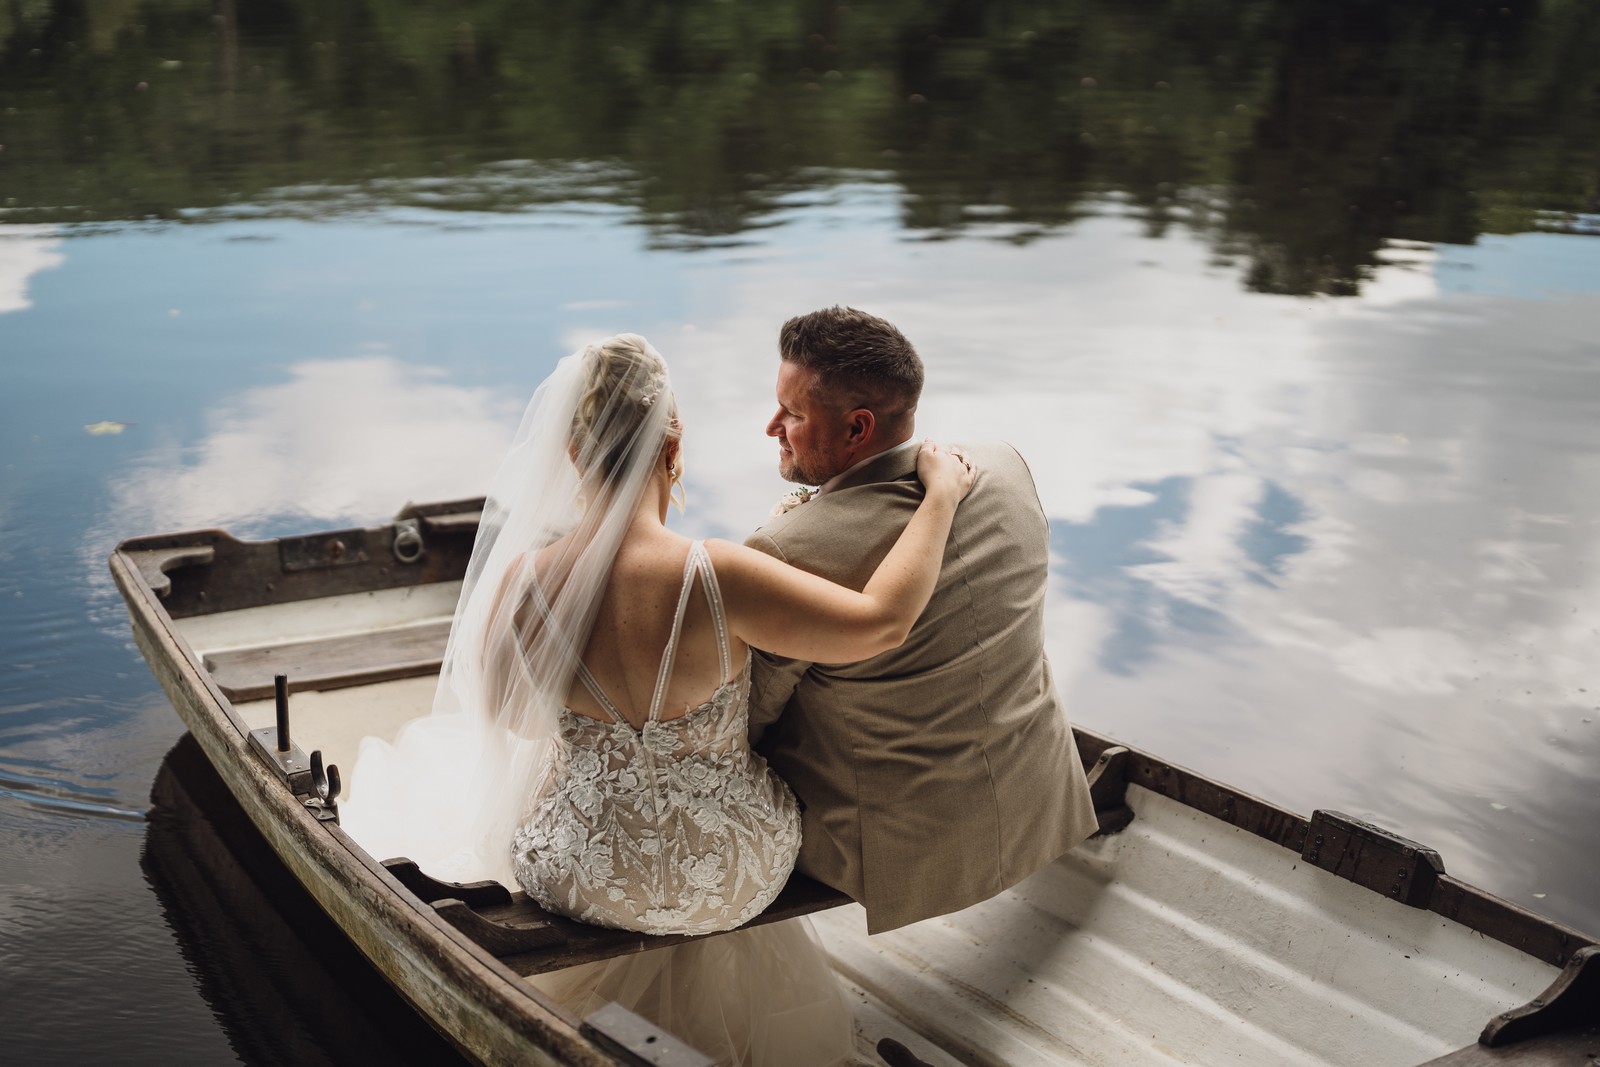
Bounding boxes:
511 659 801 936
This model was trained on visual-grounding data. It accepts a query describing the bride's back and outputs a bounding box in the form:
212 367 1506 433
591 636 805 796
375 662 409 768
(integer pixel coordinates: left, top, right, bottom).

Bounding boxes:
544 532 745 730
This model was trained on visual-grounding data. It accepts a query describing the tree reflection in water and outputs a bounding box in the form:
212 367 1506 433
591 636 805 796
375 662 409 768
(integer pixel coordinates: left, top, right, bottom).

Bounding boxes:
1 0 1594 296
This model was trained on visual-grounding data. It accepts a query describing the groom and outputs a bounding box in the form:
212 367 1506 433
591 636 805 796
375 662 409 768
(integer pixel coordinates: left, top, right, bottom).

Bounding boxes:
745 306 1099 935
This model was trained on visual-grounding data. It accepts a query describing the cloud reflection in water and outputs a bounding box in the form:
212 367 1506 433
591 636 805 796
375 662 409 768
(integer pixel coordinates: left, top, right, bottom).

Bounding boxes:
88 206 1600 932
104 354 521 537
0 227 64 315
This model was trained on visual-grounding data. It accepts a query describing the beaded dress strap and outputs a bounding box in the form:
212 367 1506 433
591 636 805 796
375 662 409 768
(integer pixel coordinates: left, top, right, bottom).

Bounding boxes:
646 542 703 724
690 542 733 680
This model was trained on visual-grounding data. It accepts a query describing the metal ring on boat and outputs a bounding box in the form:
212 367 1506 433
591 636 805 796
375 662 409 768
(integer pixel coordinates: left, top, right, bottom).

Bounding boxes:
392 519 424 564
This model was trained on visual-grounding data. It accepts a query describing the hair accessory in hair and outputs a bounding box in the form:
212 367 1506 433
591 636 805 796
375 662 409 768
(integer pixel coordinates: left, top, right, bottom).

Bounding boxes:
637 369 668 408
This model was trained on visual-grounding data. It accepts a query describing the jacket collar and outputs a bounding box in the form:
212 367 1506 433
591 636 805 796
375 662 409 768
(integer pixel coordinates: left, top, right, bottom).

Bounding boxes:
825 438 919 495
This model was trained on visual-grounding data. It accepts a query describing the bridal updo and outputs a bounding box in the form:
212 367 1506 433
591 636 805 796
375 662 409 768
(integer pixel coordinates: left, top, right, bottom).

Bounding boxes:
570 333 680 480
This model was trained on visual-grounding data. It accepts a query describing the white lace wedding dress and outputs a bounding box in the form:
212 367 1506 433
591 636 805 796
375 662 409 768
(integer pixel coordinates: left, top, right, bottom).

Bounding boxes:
512 541 853 1066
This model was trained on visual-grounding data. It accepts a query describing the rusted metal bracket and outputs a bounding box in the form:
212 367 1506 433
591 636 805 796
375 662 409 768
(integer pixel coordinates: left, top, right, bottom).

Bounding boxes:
247 672 312 793
279 527 371 572
1303 810 1444 907
246 673 341 816
391 518 424 564
1481 944 1600 1047
583 1002 714 1067
247 726 313 795
1087 745 1134 836
303 748 341 823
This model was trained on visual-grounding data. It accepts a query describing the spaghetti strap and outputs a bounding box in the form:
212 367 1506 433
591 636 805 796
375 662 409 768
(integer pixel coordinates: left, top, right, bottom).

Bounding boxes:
646 543 702 723
690 542 733 680
526 568 627 725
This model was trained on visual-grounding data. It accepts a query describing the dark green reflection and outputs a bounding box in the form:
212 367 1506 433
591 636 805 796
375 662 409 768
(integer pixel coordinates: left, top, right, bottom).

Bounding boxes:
2 0 1596 294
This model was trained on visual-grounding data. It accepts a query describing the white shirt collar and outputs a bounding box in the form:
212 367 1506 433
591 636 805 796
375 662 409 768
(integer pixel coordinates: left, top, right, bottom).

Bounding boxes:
815 437 919 497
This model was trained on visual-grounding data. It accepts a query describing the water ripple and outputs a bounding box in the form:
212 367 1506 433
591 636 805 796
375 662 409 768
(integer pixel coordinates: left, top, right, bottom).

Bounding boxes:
0 762 149 823
0 784 147 823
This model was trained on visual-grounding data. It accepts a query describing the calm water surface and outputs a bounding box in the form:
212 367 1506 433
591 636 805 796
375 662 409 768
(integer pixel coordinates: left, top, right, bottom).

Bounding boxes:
2 2 1598 1061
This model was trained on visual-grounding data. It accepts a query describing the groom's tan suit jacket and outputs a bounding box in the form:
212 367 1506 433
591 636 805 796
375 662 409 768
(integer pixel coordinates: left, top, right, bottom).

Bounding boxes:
745 441 1098 934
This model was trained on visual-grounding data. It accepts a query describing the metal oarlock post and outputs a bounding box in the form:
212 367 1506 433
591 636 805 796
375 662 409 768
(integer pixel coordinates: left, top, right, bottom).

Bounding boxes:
248 672 312 796
274 673 290 753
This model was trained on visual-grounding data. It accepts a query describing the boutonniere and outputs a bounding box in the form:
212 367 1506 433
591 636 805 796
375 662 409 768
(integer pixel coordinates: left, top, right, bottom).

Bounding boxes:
771 486 816 517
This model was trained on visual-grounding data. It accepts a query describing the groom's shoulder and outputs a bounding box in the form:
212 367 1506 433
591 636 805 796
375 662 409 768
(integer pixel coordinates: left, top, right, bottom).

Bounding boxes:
974 439 1046 493
967 439 1030 475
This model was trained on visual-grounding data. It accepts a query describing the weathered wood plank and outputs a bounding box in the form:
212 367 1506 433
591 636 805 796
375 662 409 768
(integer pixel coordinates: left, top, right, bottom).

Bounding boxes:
1433 876 1594 969
382 858 514 908
131 543 217 598
1075 724 1313 853
204 620 453 701
116 506 479 621
440 875 853 976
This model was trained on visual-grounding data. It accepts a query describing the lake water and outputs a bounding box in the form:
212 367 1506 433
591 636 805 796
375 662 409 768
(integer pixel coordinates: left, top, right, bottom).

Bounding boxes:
2 2 1598 1061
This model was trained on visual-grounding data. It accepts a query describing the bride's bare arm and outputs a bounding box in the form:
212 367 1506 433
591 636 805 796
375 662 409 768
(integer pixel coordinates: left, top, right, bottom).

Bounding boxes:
710 441 974 664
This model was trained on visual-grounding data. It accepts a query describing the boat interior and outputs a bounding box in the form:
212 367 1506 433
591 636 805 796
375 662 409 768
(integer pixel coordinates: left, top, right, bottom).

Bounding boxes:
116 512 1599 1067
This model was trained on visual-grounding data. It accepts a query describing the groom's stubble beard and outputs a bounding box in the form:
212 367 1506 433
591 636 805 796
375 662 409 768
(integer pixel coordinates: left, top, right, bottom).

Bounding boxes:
779 452 834 487
775 417 850 486
779 435 855 486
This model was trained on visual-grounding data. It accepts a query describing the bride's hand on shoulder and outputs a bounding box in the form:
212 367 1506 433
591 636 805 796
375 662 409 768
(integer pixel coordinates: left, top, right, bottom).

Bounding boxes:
917 439 975 502
712 441 974 664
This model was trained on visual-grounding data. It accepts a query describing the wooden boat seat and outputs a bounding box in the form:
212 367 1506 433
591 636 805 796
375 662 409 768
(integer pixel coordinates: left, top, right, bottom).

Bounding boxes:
382 858 852 977
204 621 453 702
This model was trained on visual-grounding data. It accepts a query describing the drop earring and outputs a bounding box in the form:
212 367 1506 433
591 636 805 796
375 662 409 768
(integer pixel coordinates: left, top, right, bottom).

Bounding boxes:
667 458 686 512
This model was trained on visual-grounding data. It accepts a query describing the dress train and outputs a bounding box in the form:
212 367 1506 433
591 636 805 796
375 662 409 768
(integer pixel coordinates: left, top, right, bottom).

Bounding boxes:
531 917 852 1067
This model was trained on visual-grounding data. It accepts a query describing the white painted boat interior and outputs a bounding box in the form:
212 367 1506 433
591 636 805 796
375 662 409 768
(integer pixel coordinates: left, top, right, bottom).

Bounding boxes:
179 584 458 770
176 588 1560 1066
811 786 1556 1066
178 582 462 655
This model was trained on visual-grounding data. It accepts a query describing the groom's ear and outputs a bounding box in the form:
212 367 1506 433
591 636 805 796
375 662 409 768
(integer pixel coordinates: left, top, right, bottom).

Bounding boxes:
846 408 876 449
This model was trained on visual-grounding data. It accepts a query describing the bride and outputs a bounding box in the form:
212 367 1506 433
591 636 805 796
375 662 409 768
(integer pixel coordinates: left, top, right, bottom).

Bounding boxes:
342 334 971 1065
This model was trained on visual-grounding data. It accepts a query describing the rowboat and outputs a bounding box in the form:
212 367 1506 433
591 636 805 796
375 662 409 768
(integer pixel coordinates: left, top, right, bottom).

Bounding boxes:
111 501 1600 1066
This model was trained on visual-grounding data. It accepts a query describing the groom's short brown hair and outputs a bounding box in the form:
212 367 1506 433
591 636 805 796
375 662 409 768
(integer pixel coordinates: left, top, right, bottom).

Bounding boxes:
779 306 923 423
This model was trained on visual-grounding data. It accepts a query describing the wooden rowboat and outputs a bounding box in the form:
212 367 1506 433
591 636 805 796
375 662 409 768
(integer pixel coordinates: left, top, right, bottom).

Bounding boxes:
111 501 1600 1066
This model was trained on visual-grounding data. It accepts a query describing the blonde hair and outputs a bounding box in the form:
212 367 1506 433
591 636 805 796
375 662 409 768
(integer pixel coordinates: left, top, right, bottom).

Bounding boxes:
570 335 682 495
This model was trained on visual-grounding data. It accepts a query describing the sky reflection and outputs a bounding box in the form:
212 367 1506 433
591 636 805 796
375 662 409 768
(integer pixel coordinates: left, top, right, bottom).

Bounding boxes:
0 227 62 315
5 188 1596 933
104 355 519 535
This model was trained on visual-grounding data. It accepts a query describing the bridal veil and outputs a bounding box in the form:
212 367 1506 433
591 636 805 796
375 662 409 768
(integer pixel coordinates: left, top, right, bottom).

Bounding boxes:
341 334 679 886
